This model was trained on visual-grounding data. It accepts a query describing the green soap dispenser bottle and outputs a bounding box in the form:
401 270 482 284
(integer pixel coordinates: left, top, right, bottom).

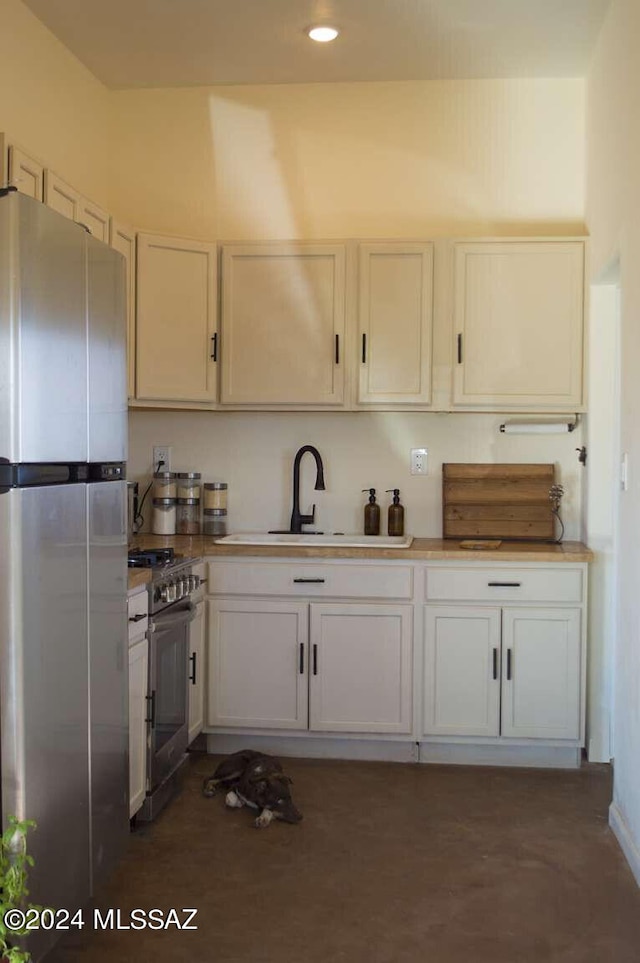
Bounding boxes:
386 489 405 537
362 488 380 535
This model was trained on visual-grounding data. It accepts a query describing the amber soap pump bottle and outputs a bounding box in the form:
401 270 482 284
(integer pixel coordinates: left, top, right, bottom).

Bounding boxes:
386 489 405 536
362 488 380 535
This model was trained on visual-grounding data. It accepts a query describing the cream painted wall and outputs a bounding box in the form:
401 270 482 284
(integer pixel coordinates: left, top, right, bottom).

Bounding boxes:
128 410 584 540
109 79 586 239
587 0 640 883
0 0 110 207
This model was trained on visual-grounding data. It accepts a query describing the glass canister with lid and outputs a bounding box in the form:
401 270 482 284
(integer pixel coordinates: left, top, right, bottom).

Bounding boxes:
152 497 176 535
203 482 227 511
176 472 201 500
152 471 177 500
176 498 200 535
203 508 227 537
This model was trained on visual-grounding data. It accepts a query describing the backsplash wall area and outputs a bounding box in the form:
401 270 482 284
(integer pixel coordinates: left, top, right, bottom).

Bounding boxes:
128 411 585 539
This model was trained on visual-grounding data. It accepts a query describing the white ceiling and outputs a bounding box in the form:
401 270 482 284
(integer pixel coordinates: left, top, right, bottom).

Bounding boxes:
23 0 609 90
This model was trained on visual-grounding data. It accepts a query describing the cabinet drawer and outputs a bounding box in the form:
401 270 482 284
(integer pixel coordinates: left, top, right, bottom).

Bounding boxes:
425 567 583 604
127 588 149 644
207 560 413 600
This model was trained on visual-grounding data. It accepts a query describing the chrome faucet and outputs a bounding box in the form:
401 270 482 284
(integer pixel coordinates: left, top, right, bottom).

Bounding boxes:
289 445 325 533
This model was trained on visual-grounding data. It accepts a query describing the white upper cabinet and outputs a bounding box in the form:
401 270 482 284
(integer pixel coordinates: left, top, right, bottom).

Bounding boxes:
358 242 433 405
43 170 111 242
452 241 585 410
8 145 44 200
44 170 81 221
136 233 218 404
220 243 346 406
78 197 110 242
110 221 137 400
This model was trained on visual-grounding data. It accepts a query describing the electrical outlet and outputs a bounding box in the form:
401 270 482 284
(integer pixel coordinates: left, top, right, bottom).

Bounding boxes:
153 446 171 471
410 448 428 475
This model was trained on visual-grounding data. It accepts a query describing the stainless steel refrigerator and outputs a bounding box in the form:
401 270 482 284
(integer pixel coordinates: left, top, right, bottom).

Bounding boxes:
0 189 129 960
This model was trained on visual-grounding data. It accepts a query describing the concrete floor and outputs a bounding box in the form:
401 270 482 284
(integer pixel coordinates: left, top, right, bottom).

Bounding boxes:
49 753 640 963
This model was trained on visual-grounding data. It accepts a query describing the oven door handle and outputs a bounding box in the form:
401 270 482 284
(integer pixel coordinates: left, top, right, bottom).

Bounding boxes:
150 602 197 633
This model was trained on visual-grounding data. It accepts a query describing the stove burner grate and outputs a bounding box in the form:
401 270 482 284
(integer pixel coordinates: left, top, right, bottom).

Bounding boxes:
128 547 175 568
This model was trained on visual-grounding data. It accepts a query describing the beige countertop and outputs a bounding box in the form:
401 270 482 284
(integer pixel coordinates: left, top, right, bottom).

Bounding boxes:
129 534 593 563
127 568 151 592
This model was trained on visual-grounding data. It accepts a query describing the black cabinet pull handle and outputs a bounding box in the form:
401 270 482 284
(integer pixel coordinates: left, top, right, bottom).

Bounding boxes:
313 643 318 675
488 582 522 588
506 649 512 681
299 643 304 675
457 333 463 364
189 651 197 685
293 577 326 584
492 647 498 680
211 333 218 361
145 691 156 726
362 332 367 363
128 613 146 623
335 334 340 364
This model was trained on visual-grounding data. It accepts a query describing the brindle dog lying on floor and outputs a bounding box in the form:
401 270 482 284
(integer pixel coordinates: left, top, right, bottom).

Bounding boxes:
202 750 303 828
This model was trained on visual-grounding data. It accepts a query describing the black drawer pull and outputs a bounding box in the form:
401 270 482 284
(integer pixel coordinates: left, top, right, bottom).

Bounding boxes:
492 647 498 680
335 334 340 365
145 691 156 726
299 643 304 675
313 643 318 676
488 582 522 588
362 332 367 363
128 613 146 623
506 649 512 681
211 333 218 361
189 651 197 685
457 333 463 364
293 578 326 584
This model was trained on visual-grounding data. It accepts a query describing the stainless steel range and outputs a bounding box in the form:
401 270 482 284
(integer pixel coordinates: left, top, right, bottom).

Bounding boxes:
128 548 203 821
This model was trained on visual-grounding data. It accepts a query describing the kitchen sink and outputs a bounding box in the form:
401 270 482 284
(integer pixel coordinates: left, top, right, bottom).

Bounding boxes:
215 532 414 548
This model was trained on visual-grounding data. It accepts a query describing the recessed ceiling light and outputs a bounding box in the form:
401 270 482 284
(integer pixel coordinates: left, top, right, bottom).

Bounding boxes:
307 25 339 43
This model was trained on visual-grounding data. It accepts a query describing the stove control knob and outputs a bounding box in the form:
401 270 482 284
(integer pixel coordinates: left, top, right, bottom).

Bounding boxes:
186 575 195 592
177 578 186 598
167 582 177 603
193 574 201 590
160 584 169 603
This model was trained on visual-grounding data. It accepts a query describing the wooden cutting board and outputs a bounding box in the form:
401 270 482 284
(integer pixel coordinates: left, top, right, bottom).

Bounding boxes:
442 463 556 541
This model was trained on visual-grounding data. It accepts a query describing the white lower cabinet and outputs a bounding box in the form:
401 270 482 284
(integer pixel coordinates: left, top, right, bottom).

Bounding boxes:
423 604 581 741
309 603 412 733
423 606 501 737
207 597 413 735
128 586 149 818
207 599 309 729
204 557 587 764
500 607 581 740
188 593 206 743
128 636 149 819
